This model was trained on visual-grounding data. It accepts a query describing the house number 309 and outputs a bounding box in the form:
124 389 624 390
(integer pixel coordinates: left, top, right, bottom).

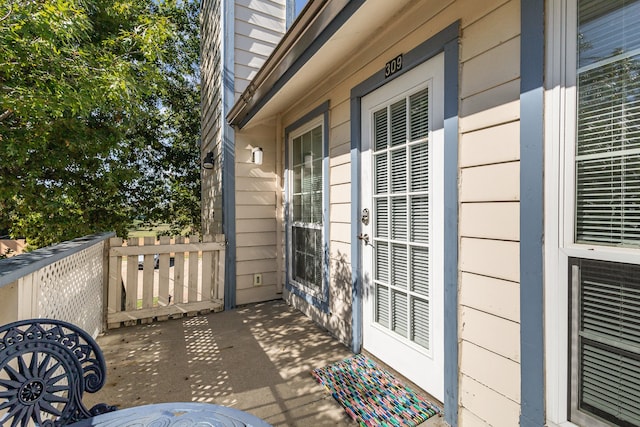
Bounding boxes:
385 54 403 78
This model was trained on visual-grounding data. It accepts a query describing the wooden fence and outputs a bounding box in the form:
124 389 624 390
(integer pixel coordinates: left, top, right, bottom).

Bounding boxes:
107 234 225 328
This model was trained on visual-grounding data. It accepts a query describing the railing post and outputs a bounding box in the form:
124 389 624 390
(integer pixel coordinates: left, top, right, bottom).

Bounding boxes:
17 273 36 320
188 235 199 304
215 234 226 301
107 237 123 329
201 235 213 301
158 236 171 307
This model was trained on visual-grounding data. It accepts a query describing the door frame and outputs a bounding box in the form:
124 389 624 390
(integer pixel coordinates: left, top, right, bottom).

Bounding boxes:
360 54 445 400
349 21 459 425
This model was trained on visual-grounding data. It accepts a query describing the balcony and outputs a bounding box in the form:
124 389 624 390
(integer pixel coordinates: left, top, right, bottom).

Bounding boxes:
84 300 356 425
0 233 445 426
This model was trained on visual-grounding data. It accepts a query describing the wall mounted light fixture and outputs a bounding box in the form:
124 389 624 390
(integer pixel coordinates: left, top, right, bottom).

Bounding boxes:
252 147 263 165
202 151 214 170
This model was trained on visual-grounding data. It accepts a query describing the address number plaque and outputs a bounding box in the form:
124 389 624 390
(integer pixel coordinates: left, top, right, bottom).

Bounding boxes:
384 54 403 78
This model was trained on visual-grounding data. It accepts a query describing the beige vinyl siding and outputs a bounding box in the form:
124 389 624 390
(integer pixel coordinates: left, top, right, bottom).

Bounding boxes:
277 3 523 409
200 0 223 235
234 0 286 99
234 122 281 305
196 0 287 306
457 1 521 426
459 375 521 427
241 0 521 420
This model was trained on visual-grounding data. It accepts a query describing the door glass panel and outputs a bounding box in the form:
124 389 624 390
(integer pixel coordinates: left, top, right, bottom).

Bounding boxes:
376 284 390 327
410 88 429 141
390 99 407 147
411 196 429 243
411 246 429 296
390 149 407 193
374 154 388 194
391 197 408 240
391 243 407 290
374 109 388 150
410 143 429 191
371 87 431 350
376 241 389 283
411 297 430 349
375 198 389 238
392 290 408 337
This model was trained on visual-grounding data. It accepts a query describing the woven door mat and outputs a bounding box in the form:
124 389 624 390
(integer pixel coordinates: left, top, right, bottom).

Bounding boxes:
312 354 440 427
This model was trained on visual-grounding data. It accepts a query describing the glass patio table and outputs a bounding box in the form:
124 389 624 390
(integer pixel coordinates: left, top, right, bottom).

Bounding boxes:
68 402 272 427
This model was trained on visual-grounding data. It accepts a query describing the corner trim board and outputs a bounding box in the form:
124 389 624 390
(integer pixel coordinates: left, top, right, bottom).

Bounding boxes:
222 0 236 310
519 0 546 425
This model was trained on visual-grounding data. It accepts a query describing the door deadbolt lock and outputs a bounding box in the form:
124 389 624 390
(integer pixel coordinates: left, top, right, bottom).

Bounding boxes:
361 208 370 225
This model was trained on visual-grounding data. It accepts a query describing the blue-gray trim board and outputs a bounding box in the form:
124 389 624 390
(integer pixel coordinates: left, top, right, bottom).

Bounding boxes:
284 101 331 313
349 21 460 427
222 0 236 310
519 0 545 426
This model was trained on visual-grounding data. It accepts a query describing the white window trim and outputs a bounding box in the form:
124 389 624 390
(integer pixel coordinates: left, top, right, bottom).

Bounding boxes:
544 1 573 423
286 115 326 301
545 1 640 425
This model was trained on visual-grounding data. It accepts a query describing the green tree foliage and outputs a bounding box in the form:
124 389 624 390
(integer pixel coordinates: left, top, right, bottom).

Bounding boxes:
134 0 201 237
0 0 201 247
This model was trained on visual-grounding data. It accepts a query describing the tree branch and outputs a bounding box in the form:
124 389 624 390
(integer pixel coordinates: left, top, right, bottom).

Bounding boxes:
0 109 13 122
0 1 13 23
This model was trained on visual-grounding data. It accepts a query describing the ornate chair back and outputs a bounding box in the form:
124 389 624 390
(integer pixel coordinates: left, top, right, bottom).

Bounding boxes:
0 319 115 426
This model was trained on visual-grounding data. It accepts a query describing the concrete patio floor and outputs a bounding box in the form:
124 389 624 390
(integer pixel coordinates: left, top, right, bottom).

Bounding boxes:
85 300 446 426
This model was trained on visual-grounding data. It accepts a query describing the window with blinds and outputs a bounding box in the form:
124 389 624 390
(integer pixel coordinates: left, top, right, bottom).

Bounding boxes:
576 0 640 246
290 125 323 290
372 87 431 351
570 2 640 426
570 258 640 426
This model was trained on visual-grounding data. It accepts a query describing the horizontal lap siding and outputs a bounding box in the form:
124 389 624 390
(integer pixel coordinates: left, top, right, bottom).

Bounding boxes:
233 0 286 305
201 0 223 235
458 1 521 426
235 122 281 305
274 0 521 418
234 0 285 99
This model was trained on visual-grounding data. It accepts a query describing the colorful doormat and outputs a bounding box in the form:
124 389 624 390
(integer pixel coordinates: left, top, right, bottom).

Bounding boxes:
311 354 440 426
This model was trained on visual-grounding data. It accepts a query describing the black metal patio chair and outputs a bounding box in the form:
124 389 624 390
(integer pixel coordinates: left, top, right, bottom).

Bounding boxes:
0 319 116 426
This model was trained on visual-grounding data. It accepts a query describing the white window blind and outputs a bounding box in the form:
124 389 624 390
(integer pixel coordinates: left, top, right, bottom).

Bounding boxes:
576 0 640 246
570 2 640 426
571 258 640 426
371 86 431 351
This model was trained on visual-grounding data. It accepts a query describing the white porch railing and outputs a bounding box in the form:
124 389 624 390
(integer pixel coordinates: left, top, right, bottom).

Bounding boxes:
106 234 225 328
0 232 113 338
0 233 226 334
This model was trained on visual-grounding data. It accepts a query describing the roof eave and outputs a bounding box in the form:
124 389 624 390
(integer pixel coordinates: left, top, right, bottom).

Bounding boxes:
227 0 362 128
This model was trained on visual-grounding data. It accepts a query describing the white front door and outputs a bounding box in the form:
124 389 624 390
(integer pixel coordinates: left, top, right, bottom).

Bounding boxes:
360 55 444 402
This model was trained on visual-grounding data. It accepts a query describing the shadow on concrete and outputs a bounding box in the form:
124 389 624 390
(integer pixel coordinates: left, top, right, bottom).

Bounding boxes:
85 300 356 426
